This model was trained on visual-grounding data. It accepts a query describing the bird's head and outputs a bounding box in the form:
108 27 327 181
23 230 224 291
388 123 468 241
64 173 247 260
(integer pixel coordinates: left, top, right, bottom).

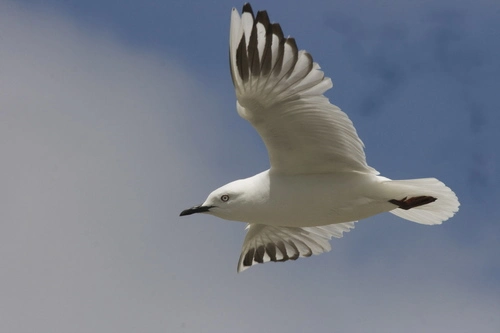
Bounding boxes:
180 179 254 221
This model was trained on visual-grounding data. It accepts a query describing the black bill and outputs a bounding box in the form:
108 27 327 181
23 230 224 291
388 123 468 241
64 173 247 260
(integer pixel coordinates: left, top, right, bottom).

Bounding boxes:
179 205 213 216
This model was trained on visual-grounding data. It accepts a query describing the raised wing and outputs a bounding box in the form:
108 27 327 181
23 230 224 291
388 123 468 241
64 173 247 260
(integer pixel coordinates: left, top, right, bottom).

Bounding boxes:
229 4 378 175
238 222 356 273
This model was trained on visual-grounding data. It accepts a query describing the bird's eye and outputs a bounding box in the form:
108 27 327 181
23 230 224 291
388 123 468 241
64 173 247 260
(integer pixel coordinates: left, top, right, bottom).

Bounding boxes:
221 195 230 202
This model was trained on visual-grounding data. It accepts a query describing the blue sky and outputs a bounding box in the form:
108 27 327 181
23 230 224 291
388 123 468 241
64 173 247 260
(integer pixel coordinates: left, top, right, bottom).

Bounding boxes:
1 0 499 332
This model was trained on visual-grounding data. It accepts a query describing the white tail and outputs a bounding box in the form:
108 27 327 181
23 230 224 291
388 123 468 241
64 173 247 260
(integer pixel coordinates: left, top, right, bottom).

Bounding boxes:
385 178 460 225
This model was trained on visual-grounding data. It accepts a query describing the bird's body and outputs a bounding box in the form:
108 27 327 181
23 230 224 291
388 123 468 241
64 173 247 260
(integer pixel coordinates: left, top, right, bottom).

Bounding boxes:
215 170 395 228
180 3 460 272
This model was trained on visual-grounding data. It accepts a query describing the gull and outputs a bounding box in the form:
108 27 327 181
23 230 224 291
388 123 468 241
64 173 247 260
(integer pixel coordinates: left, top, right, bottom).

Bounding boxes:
180 3 460 272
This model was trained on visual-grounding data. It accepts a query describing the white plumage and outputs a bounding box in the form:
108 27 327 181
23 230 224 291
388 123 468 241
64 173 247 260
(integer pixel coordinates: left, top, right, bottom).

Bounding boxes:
180 4 460 272
230 6 376 175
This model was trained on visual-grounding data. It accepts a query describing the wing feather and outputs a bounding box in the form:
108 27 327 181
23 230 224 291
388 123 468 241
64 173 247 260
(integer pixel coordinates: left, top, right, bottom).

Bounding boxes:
237 222 356 272
229 5 378 175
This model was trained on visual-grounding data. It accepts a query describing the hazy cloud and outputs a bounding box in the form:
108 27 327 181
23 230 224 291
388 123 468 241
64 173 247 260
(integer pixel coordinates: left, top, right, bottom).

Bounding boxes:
1 1 499 332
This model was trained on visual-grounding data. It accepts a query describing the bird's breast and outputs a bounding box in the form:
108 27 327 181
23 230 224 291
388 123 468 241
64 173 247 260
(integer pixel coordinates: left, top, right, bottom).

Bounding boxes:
248 172 381 227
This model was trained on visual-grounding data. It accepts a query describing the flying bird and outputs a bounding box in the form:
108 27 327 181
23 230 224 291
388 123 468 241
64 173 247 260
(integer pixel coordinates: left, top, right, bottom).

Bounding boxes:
180 3 460 272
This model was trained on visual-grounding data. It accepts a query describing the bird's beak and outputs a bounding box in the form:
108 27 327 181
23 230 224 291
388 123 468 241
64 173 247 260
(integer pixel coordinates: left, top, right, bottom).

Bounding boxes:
179 205 213 216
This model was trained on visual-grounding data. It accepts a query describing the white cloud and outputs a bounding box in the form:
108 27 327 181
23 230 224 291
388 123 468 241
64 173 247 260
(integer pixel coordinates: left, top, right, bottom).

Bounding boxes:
0 2 230 331
0 1 498 332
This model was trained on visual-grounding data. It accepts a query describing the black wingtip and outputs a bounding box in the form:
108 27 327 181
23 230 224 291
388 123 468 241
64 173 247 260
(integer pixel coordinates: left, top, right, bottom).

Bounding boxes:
271 23 284 40
255 10 271 27
242 3 254 17
236 35 250 82
243 248 255 267
285 38 298 53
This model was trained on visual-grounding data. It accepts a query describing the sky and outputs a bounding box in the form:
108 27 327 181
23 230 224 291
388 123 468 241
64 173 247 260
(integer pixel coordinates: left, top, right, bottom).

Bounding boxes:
1 0 499 332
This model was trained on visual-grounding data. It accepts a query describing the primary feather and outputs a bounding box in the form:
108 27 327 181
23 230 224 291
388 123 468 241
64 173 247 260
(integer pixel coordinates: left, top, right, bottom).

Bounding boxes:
229 4 378 175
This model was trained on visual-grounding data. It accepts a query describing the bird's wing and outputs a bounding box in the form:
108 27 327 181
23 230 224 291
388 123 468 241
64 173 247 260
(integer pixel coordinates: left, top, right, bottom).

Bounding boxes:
237 222 356 273
229 4 378 175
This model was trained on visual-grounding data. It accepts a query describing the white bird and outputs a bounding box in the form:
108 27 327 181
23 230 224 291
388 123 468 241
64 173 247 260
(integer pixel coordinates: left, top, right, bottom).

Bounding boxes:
180 3 460 272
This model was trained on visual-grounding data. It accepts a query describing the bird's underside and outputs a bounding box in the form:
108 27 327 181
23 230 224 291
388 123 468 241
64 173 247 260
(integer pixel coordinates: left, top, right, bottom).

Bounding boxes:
229 4 459 272
237 193 439 272
179 3 460 273
227 3 460 272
